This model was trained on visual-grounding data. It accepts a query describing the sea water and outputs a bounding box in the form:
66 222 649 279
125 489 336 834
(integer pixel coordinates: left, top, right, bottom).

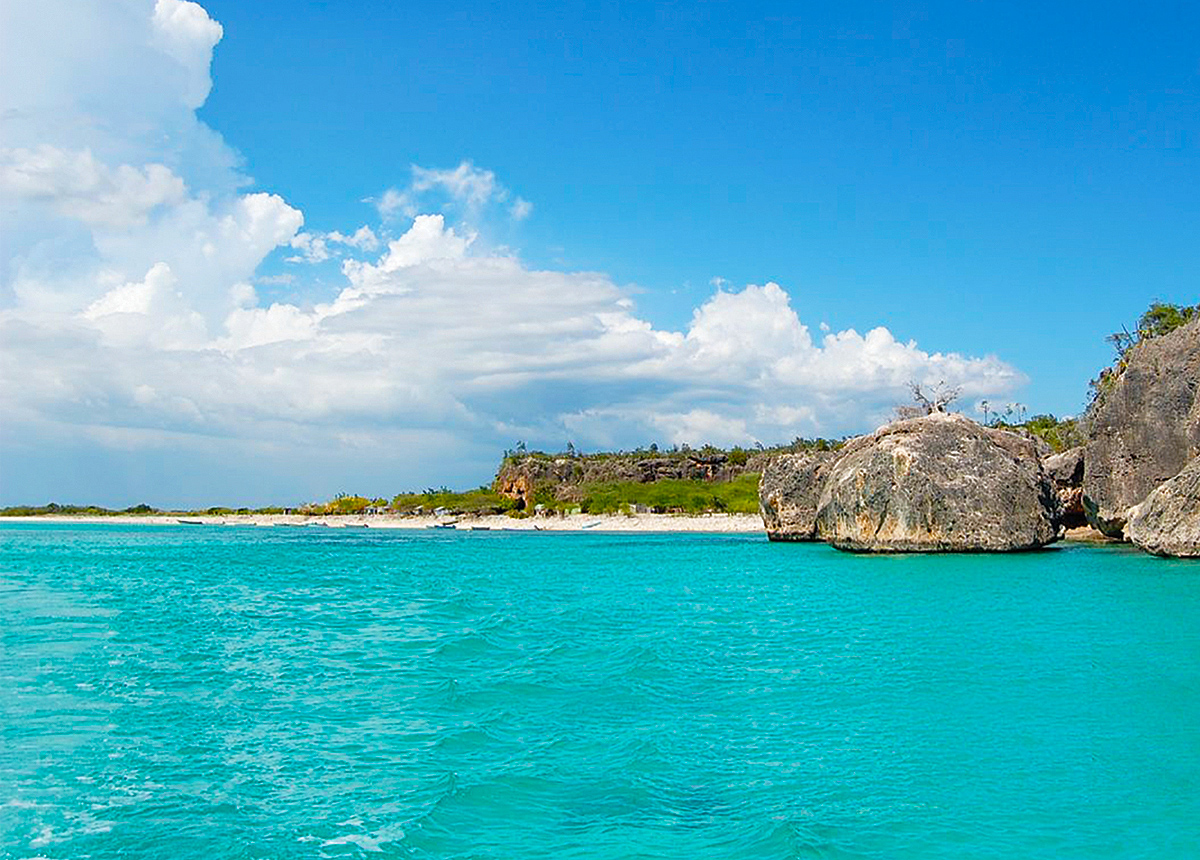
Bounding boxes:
1 523 1198 859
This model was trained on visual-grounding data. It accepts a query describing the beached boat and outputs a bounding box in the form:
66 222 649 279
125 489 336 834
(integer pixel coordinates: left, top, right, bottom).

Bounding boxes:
177 518 203 525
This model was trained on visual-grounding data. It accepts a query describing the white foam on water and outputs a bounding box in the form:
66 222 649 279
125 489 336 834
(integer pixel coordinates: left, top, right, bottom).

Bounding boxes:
321 834 382 852
29 825 56 848
1 799 43 809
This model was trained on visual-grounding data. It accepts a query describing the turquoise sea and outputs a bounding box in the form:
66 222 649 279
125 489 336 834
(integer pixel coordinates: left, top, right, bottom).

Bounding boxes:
1 524 1198 859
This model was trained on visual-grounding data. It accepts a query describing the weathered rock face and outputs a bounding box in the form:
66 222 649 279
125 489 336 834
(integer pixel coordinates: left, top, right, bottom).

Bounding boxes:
759 451 838 541
814 413 1060 552
1043 446 1085 485
1083 318 1200 537
494 458 580 509
1127 456 1200 557
1043 446 1087 529
494 450 771 506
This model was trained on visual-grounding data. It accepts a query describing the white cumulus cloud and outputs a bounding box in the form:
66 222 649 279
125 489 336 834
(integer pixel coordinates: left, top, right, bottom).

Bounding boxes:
151 0 224 107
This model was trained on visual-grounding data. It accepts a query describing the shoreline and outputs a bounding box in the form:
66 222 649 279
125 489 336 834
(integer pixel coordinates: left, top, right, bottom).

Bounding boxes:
0 514 1118 542
0 512 768 533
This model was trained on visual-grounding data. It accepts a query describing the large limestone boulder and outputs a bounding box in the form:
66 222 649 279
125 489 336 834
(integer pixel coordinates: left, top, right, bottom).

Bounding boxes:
1083 318 1200 536
814 413 1059 552
1127 456 1200 557
759 451 838 541
1043 446 1087 529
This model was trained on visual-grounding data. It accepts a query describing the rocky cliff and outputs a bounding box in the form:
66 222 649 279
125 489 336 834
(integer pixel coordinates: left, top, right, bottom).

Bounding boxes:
1083 317 1200 536
759 451 838 541
1042 446 1087 529
494 449 776 509
1126 456 1200 557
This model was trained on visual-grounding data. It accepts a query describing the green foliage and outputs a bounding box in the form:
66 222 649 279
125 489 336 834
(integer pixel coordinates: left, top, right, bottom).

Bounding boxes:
1093 300 1198 409
503 437 839 468
389 487 514 515
568 474 761 515
0 502 120 517
1137 301 1197 341
1019 414 1086 453
319 494 372 515
727 446 749 467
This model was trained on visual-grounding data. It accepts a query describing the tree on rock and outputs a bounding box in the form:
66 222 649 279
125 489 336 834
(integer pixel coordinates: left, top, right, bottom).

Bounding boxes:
896 380 961 419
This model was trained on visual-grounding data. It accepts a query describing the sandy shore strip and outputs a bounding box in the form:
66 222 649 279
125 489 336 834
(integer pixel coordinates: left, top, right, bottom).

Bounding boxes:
0 512 766 533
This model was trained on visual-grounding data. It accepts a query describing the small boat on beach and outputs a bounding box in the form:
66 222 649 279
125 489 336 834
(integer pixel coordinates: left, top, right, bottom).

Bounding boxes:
177 518 203 525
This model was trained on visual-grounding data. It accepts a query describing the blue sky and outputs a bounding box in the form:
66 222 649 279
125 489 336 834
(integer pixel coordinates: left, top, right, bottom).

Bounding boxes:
200 0 1199 398
1 0 1197 506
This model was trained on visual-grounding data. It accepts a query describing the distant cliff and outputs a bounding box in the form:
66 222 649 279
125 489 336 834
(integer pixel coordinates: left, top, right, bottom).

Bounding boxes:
493 443 837 512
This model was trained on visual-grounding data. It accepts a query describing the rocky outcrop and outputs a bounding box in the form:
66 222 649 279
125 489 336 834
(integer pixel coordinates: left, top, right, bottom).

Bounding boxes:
1044 445 1085 484
494 458 580 510
1126 456 1200 557
1043 446 1087 529
1083 318 1200 537
494 450 773 507
759 451 838 541
813 413 1059 552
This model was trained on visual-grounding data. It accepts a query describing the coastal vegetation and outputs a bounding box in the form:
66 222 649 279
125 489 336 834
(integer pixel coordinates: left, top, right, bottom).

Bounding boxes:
550 474 761 515
1090 301 1200 408
500 438 840 468
995 414 1085 453
388 487 514 515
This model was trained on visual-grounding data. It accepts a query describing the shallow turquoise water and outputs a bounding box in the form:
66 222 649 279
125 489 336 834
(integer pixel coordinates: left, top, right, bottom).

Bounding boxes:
1 524 1198 859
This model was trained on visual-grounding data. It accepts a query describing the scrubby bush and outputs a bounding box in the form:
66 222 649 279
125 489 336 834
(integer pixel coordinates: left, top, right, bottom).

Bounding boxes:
389 487 514 515
572 474 760 515
1020 414 1086 453
1091 300 1198 409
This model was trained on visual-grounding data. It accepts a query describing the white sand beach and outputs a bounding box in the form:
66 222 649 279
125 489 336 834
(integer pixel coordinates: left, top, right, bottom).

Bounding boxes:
1 512 767 533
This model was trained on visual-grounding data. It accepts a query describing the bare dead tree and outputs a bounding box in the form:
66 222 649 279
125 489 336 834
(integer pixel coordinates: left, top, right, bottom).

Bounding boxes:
904 380 961 416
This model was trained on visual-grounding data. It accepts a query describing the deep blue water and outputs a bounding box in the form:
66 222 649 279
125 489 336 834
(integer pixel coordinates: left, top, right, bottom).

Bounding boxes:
1 523 1198 859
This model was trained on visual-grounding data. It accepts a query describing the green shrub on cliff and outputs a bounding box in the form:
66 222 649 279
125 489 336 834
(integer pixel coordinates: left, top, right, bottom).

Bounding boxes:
1020 414 1086 453
1135 301 1197 341
1092 300 1198 408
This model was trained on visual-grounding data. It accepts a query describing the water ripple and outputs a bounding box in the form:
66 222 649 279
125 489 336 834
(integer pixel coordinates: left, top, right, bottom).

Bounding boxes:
1 525 1199 859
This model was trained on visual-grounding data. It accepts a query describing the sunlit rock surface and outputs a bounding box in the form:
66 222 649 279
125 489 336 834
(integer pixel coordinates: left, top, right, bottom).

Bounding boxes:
814 413 1059 552
1083 318 1200 537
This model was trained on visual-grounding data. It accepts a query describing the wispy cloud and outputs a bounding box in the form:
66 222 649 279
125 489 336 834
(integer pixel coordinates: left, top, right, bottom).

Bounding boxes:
373 160 531 225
